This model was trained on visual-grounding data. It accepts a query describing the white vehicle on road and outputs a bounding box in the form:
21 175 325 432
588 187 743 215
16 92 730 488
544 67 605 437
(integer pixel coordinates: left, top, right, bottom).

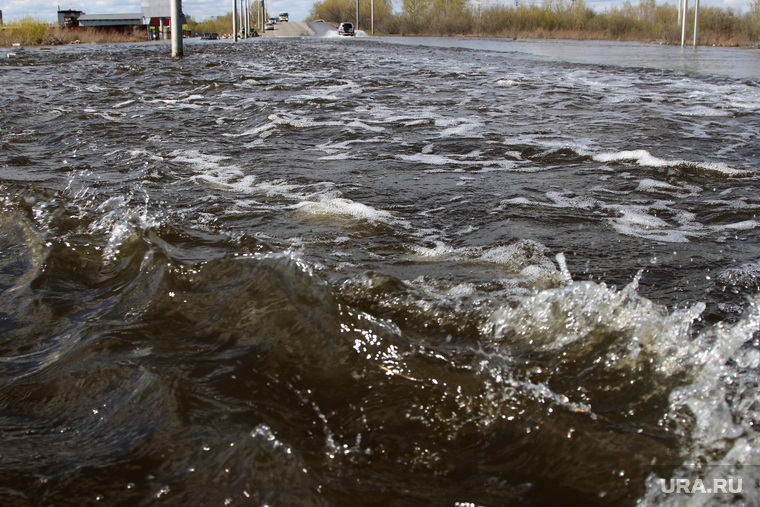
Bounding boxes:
337 22 355 36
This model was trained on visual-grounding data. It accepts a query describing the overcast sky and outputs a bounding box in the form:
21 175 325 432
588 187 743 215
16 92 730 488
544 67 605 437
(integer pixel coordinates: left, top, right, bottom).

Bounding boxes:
1 0 753 26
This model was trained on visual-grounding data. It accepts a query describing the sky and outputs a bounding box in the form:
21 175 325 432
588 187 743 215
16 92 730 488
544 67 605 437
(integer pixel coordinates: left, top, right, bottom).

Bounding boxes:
0 0 753 26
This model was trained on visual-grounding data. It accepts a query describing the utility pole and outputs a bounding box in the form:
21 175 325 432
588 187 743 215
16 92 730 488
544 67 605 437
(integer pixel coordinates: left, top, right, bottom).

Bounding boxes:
241 0 245 36
678 0 683 25
171 0 183 57
233 0 238 41
245 0 250 37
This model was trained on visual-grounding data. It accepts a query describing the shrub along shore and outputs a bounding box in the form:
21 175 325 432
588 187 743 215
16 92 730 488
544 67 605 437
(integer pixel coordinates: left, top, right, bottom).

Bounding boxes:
311 0 760 46
3 0 760 49
0 18 146 47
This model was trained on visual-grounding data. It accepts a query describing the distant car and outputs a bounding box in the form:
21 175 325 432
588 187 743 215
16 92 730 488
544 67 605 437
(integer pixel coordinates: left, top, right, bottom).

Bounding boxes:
264 21 274 31
337 22 355 36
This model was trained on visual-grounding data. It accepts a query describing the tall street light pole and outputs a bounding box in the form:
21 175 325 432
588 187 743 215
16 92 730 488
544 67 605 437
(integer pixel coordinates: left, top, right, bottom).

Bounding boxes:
171 0 183 57
233 0 238 41
245 0 250 37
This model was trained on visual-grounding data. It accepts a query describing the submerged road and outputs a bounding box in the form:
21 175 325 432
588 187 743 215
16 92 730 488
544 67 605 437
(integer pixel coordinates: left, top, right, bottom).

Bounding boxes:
261 21 318 37
3 32 760 507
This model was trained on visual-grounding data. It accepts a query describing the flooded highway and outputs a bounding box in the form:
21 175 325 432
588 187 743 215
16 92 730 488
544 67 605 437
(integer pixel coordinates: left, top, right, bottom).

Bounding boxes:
1 35 759 505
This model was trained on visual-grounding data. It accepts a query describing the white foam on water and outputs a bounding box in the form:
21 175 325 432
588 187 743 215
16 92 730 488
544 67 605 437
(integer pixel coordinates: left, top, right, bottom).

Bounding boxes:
501 197 533 206
710 219 760 232
716 262 760 288
593 149 751 177
435 117 483 138
409 240 456 258
177 149 343 210
362 104 439 125
678 105 733 117
480 264 760 498
286 82 363 104
502 187 751 243
484 273 706 374
495 79 520 87
409 239 567 288
291 197 399 226
636 178 681 193
183 160 410 231
643 296 760 506
89 193 158 261
271 113 380 134
397 153 461 166
114 99 137 108
475 161 520 172
320 29 368 38
232 113 345 138
395 150 524 172
500 191 603 212
594 149 671 168
173 149 235 170
346 119 385 133
606 204 706 243
319 153 355 161
311 138 385 160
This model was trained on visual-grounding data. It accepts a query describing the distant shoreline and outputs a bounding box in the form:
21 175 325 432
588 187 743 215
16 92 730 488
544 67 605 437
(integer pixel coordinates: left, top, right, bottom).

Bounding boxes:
2 25 758 50
379 31 760 49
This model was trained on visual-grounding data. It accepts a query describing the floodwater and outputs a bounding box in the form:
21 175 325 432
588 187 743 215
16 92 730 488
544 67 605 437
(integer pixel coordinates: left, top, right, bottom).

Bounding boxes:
1 35 759 506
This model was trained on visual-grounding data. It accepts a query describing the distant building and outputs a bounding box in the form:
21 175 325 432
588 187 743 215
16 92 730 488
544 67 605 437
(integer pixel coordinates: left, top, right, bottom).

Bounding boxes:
141 0 187 39
54 0 186 38
57 8 84 28
77 13 145 31
141 0 186 27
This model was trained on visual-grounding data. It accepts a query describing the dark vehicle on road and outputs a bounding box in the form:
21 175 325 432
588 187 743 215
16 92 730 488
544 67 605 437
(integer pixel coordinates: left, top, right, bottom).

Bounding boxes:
337 22 355 36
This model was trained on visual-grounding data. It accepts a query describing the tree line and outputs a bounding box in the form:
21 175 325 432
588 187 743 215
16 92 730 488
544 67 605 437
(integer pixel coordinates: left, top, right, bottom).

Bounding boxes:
309 0 760 45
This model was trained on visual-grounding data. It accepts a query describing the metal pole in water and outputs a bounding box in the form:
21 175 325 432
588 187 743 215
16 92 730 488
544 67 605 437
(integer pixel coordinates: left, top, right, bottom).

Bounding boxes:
371 0 374 35
241 0 245 37
677 0 682 25
356 0 359 32
171 0 183 57
233 0 238 41
245 0 250 37
693 0 700 47
680 0 688 46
